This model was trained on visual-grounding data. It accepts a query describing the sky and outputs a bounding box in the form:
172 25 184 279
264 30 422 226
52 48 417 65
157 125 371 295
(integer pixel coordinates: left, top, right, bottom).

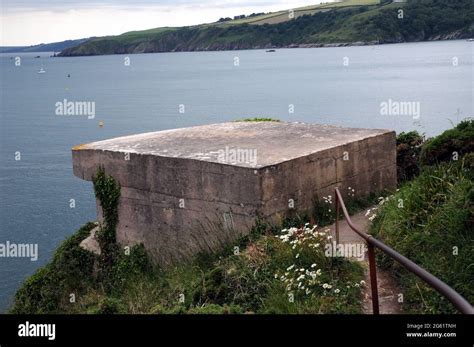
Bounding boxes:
0 0 324 46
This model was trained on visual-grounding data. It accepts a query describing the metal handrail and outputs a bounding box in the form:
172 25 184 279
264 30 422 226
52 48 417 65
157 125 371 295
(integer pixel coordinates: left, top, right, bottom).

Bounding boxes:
333 187 474 315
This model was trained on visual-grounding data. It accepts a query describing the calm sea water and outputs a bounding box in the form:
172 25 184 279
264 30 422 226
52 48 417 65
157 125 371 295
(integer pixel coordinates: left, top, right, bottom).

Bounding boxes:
0 40 472 312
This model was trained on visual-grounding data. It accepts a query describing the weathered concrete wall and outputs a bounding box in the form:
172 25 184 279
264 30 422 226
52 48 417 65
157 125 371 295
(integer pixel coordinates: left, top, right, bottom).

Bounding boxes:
72 121 396 266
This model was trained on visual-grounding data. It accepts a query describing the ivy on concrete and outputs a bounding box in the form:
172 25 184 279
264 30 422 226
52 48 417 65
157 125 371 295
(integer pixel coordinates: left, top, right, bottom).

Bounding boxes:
92 167 121 286
93 167 121 249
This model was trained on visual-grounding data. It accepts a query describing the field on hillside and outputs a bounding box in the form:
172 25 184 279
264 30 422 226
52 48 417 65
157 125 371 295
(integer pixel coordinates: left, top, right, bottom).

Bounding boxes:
217 0 381 26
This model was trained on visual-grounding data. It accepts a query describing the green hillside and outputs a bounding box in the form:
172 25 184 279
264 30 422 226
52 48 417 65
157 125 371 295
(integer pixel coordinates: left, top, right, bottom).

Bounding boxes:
60 0 474 56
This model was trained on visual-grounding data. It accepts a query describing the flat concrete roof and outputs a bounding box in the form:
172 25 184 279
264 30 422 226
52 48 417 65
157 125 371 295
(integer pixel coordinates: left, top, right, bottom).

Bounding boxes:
73 121 392 168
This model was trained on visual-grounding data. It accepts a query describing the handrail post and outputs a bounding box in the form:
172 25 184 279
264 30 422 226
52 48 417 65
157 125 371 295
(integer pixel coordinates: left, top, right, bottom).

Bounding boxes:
335 189 340 245
367 242 380 314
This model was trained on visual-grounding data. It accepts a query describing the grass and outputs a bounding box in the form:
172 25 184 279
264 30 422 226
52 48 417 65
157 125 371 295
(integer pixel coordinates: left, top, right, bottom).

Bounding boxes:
11 219 366 314
370 158 473 313
369 120 474 314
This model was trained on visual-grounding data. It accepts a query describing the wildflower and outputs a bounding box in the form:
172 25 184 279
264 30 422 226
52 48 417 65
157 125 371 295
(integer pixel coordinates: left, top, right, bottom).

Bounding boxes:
274 273 278 279
295 253 300 259
311 263 317 268
286 265 295 271
334 289 340 294
360 280 366 286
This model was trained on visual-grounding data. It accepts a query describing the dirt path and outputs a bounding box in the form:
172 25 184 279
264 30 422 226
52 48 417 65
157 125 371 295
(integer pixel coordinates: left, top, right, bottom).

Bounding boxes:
322 208 403 314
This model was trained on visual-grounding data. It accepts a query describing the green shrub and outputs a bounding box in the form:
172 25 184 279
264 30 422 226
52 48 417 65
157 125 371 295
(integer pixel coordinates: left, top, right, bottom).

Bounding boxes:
51 222 97 287
420 119 474 165
95 297 127 314
11 267 60 314
463 152 474 173
396 131 424 183
11 222 97 313
112 244 152 289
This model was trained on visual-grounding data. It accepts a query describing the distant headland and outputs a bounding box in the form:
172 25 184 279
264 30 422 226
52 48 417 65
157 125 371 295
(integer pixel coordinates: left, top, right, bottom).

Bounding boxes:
51 0 474 57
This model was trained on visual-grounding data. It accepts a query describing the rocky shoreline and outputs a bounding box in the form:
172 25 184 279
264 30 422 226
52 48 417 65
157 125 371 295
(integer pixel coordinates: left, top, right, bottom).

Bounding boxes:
59 35 473 57
285 40 381 49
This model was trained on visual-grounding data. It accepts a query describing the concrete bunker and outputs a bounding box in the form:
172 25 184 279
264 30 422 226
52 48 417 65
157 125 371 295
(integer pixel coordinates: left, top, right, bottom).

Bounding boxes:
72 121 396 266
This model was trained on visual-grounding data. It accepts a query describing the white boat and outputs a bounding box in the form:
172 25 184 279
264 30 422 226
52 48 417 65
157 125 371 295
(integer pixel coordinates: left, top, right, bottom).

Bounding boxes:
37 67 46 74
